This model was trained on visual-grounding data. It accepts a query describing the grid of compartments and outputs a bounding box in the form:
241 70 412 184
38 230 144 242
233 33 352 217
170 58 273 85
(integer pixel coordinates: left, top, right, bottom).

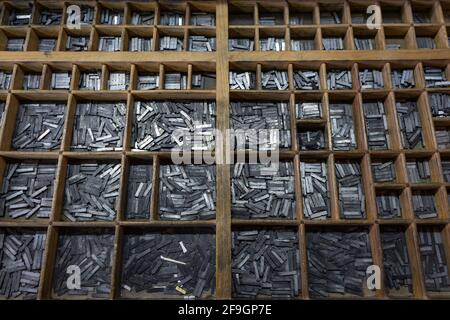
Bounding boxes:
0 0 449 300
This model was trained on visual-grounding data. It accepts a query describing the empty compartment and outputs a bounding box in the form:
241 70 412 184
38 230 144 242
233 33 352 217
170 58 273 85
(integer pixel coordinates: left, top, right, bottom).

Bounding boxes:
412 190 438 219
363 100 390 150
71 101 127 151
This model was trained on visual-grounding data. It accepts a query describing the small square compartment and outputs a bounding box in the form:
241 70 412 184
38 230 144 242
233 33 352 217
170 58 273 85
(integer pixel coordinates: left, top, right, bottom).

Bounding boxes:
435 127 450 149
320 6 343 24
125 162 153 220
376 190 403 219
0 161 57 220
412 190 438 219
0 70 12 90
233 228 301 298
290 27 317 51
0 228 46 299
428 93 450 117
52 229 114 299
6 5 32 26
12 101 66 151
371 158 397 183
121 229 216 298
417 226 450 293
129 4 155 25
98 4 124 25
